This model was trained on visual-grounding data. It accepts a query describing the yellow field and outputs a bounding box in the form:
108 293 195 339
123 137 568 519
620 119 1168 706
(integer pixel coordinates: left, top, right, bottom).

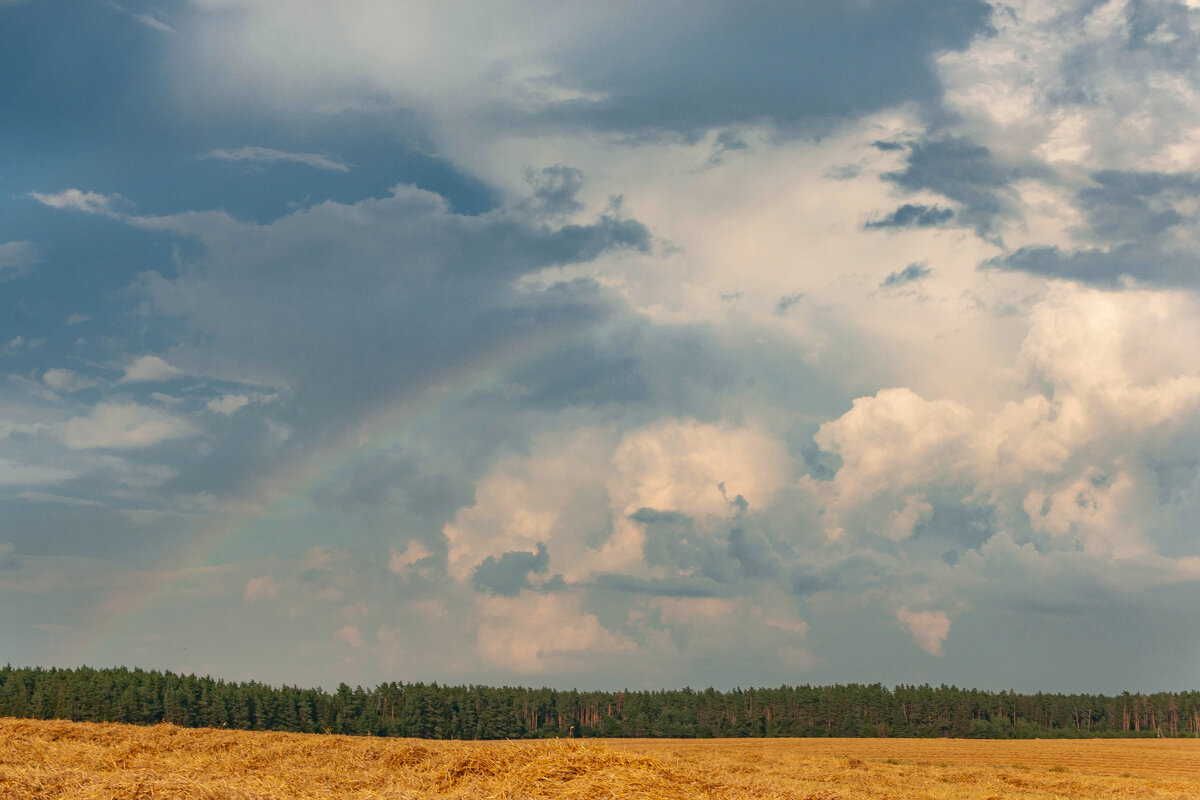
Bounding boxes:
2 717 1198 799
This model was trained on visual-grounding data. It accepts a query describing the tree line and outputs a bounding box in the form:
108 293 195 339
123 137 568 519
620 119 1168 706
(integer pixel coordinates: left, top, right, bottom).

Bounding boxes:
1 665 1197 739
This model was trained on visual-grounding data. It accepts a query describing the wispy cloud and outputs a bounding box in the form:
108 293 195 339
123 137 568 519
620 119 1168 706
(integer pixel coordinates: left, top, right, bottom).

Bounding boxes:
0 241 41 279
30 189 123 217
105 2 176 34
203 146 351 173
63 402 199 449
18 491 105 507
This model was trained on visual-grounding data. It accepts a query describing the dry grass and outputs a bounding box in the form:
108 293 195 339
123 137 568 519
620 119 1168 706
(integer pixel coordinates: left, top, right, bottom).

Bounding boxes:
2 717 1198 799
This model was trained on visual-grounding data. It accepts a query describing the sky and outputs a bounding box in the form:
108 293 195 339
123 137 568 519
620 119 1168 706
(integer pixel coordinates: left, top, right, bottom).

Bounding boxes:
2 0 1200 694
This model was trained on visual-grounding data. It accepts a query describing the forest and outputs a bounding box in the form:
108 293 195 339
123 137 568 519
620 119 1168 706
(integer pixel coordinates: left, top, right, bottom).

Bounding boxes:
1 665 1196 740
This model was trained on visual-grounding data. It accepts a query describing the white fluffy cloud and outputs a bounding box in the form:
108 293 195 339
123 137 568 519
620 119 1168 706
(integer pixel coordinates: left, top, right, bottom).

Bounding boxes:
120 355 184 383
444 420 790 584
940 0 1200 172
811 281 1200 566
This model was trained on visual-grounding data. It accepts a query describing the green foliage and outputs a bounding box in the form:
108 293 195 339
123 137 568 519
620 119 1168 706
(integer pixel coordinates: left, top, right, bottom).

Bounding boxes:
0 665 1196 740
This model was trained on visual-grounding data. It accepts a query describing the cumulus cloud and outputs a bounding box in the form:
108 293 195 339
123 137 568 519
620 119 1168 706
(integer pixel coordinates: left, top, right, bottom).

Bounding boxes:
63 402 199 449
475 592 633 673
444 420 791 587
896 607 951 656
120 355 184 383
203 145 350 172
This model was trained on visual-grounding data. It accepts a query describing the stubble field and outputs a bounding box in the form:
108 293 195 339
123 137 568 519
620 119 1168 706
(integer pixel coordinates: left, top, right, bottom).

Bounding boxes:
2 716 1198 799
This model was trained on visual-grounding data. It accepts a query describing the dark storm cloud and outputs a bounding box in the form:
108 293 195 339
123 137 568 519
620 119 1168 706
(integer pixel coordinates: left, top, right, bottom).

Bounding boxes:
1076 170 1200 239
880 262 931 288
988 169 1200 287
882 138 1014 234
472 542 550 596
536 0 993 135
865 203 954 229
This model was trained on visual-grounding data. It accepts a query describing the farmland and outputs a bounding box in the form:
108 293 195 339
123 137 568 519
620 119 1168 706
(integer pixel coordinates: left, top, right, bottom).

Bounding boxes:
3 717 1198 799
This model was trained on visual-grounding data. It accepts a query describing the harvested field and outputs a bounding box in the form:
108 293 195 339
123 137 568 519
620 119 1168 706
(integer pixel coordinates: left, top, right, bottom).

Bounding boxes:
2 717 1198 799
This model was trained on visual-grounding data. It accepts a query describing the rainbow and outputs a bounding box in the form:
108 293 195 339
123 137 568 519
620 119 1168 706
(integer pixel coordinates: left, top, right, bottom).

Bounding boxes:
70 323 572 666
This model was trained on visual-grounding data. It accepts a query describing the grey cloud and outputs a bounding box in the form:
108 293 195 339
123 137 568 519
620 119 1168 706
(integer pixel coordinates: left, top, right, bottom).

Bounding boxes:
985 243 1199 287
471 542 550 596
1076 170 1200 241
524 165 585 217
790 567 836 596
594 572 726 598
988 169 1200 287
537 0 992 135
1126 0 1200 62
727 525 776 578
865 203 954 229
142 185 650 441
882 138 1014 234
774 293 804 315
880 262 931 288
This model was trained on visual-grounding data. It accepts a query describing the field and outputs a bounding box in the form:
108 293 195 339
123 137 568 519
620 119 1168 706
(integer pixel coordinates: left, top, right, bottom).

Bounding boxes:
3 717 1198 799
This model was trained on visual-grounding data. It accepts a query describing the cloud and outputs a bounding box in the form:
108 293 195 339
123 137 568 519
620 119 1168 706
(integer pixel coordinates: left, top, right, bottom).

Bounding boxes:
244 575 278 601
41 369 98 393
475 592 633 673
63 402 199 449
388 541 432 573
0 459 75 486
66 313 90 325
444 420 790 587
881 138 1013 234
773 292 804 315
203 145 351 172
0 241 41 279
896 606 951 656
120 355 183 383
177 0 990 139
333 625 363 648
866 203 954 229
988 170 1200 288
471 542 550 596
880 262 932 288
205 394 249 415
104 2 176 34
29 189 123 217
16 491 103 507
